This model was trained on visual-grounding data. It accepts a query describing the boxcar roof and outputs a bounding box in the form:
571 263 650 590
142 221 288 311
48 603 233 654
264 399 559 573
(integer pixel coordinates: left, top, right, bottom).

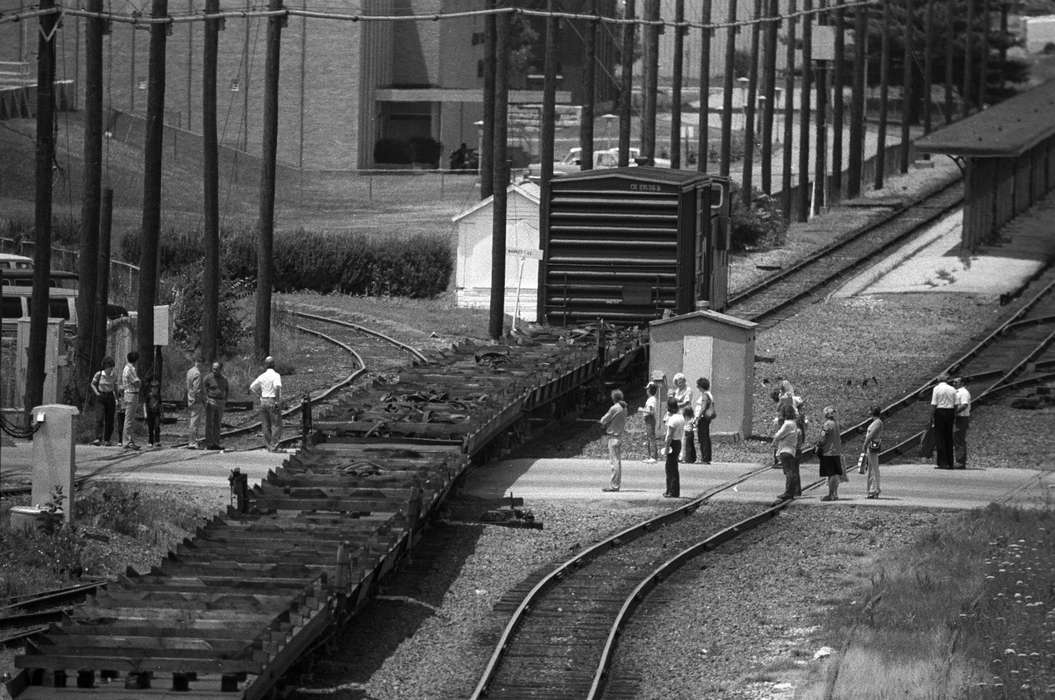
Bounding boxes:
550 165 725 190
914 80 1055 158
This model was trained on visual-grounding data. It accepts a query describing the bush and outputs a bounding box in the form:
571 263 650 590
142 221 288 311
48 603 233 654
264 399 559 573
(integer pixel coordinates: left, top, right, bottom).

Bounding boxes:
119 227 207 270
77 484 142 536
374 138 414 164
224 228 453 298
409 137 443 168
728 184 787 251
163 266 249 357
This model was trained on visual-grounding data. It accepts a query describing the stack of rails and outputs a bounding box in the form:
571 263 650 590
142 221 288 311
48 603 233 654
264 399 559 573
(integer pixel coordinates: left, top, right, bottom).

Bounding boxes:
13 329 643 699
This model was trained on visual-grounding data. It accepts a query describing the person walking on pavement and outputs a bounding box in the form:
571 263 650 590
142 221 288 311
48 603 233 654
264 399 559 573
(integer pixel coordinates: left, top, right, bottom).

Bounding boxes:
186 354 204 449
931 374 957 469
864 405 884 498
815 406 844 501
662 397 685 498
250 356 284 452
90 356 117 446
638 382 659 463
120 351 141 450
695 377 716 465
952 377 971 469
203 361 229 451
773 403 801 500
599 389 628 492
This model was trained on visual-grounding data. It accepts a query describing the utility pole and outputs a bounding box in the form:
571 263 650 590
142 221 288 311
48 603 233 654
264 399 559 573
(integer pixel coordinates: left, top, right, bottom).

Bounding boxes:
137 0 169 380
540 1 558 184
670 0 684 169
242 0 250 150
945 0 954 122
719 0 737 177
876 0 891 190
93 188 113 376
831 1 845 201
26 0 58 417
186 0 193 132
813 0 828 215
901 0 914 174
923 0 934 133
797 0 813 221
696 0 712 173
255 0 284 361
78 0 104 398
742 0 761 205
618 0 635 167
581 0 597 170
481 1 496 198
761 0 778 193
847 4 866 198
963 0 974 118
203 0 220 363
978 0 989 109
489 8 510 340
782 0 797 220
641 0 659 163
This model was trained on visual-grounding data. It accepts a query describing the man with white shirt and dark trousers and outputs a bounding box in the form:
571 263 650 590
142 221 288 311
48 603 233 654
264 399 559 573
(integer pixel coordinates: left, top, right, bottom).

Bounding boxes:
952 377 971 469
930 374 957 470
250 356 283 452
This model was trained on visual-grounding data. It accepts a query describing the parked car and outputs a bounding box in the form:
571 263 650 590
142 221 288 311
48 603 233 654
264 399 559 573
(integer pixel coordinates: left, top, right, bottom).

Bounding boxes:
528 147 672 178
1 269 129 330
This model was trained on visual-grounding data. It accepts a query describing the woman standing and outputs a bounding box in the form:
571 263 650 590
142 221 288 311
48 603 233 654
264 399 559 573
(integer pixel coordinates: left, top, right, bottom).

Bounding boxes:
772 403 801 500
671 373 692 462
695 377 715 465
815 406 844 501
89 356 117 446
662 397 685 498
864 406 884 499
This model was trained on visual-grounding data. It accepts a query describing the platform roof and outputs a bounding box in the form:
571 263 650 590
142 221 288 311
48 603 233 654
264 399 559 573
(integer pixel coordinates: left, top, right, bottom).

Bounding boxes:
914 80 1055 158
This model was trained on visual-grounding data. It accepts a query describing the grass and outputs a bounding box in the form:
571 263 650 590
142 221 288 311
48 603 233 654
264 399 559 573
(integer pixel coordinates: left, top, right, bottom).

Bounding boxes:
807 503 1055 698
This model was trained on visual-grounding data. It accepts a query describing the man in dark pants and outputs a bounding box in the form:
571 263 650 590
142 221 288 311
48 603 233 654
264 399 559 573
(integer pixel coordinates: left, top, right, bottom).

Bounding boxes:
930 374 957 469
203 361 229 451
952 377 971 469
662 397 685 498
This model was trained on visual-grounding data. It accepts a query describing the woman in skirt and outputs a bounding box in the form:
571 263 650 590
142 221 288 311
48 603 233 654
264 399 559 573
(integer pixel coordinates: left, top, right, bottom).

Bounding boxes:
815 405 844 501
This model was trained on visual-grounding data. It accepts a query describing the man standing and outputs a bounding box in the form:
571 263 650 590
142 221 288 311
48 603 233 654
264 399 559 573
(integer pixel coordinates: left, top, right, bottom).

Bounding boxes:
931 373 957 469
120 351 141 450
598 389 628 492
662 397 685 498
952 377 971 469
185 354 204 449
203 361 229 451
250 356 283 452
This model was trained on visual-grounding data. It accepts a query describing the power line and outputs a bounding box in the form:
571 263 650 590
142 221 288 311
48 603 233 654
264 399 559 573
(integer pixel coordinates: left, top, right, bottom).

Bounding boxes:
1 1 880 32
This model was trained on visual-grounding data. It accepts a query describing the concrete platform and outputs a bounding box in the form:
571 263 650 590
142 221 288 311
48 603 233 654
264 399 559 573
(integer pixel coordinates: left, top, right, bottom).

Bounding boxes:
460 457 1055 511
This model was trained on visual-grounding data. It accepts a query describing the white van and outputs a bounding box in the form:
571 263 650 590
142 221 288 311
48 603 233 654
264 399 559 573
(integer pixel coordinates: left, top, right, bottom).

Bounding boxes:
0 253 34 271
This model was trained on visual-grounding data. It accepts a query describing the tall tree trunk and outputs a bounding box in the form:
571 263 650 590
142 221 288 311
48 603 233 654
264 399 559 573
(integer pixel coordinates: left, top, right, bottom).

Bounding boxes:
797 0 813 222
78 0 104 400
94 189 113 376
26 0 57 416
641 0 659 162
481 2 496 198
901 0 914 173
761 0 778 192
137 0 169 381
719 0 737 177
781 0 797 219
541 2 557 183
696 0 712 173
203 0 220 362
581 0 597 170
876 0 891 189
831 3 845 201
255 0 283 361
847 4 866 197
743 0 762 204
670 0 684 169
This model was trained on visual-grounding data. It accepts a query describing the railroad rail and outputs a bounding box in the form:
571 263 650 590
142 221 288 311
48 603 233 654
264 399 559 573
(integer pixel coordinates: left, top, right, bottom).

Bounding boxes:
0 581 108 647
11 327 645 699
727 177 964 327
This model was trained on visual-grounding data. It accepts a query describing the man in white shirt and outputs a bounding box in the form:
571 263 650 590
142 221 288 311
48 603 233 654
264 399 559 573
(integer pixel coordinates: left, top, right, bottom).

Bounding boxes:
598 389 628 492
662 397 685 498
250 356 283 452
952 377 971 469
930 374 957 469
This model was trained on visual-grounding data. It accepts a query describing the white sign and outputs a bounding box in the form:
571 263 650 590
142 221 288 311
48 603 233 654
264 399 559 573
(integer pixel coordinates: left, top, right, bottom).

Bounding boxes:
812 25 836 62
153 304 171 346
509 248 542 259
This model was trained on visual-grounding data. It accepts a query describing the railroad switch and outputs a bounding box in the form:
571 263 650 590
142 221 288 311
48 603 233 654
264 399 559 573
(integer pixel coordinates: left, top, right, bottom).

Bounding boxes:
479 494 542 529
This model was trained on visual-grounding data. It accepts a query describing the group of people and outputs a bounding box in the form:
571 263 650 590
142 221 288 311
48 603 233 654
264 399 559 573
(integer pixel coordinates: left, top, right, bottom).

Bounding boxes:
929 374 971 470
598 372 717 498
770 380 885 502
89 352 285 453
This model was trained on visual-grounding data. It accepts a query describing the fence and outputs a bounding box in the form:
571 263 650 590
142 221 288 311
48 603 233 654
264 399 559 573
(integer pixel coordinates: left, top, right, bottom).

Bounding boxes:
0 237 139 308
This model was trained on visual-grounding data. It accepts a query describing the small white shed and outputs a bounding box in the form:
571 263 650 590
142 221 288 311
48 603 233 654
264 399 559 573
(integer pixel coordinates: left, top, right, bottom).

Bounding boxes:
453 182 541 322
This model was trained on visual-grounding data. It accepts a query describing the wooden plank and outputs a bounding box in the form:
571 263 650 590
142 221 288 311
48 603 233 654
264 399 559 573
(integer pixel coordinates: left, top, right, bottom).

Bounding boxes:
75 606 276 623
247 495 411 512
39 633 255 654
15 653 260 674
57 622 268 639
94 591 294 611
254 483 412 499
16 680 238 699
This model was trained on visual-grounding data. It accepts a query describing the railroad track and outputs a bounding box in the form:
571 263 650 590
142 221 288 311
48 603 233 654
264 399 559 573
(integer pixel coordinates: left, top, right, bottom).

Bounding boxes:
471 471 827 699
0 581 108 647
727 178 964 328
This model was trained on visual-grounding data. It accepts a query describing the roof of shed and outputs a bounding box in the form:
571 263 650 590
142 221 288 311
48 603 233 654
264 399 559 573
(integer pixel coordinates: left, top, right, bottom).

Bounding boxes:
914 80 1055 158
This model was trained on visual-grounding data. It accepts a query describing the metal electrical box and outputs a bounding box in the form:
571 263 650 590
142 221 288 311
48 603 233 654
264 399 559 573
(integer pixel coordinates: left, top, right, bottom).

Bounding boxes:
539 166 730 327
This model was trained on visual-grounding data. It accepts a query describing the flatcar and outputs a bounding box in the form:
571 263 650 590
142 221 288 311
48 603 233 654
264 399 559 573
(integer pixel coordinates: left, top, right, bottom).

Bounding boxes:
539 166 730 327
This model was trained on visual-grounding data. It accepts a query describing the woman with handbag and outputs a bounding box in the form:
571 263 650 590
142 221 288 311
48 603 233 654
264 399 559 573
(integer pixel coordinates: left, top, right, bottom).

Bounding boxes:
864 405 884 499
815 406 844 501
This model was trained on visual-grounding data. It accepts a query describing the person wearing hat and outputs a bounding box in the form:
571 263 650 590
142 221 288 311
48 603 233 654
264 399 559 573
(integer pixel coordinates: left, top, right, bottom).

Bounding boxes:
250 356 284 452
930 373 957 469
815 406 844 501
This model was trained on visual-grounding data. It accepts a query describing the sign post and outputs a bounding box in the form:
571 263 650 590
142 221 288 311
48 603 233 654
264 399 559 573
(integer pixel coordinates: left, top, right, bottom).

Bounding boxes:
508 247 541 331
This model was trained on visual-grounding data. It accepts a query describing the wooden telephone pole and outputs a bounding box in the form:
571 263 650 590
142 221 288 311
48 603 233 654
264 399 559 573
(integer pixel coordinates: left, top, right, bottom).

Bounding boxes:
203 0 221 362
489 8 510 340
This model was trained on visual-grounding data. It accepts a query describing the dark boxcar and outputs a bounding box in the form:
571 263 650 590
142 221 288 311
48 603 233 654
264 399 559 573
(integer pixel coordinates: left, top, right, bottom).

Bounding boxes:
539 166 730 326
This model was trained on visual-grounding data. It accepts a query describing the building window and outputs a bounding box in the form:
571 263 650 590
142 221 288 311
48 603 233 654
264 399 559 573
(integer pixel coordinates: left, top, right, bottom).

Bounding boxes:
471 31 485 45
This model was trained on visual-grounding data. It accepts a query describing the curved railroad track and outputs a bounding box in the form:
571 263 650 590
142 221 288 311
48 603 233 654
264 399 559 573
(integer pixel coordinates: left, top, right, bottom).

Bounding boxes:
727 178 964 328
